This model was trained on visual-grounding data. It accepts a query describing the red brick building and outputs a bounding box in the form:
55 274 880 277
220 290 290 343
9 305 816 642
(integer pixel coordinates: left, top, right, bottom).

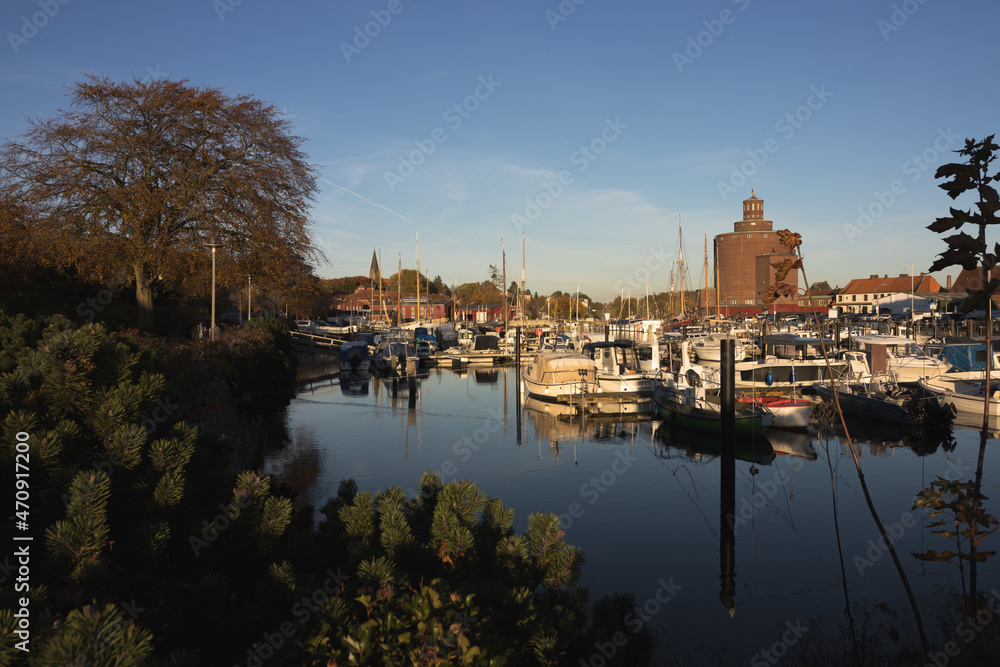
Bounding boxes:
713 191 801 317
333 287 453 322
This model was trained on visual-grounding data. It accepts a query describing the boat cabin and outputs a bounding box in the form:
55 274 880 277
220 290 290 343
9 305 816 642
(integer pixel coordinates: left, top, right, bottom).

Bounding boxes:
581 341 643 375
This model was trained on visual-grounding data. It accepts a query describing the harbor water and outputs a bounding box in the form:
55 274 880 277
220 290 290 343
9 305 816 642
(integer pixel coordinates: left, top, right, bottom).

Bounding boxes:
263 355 1000 664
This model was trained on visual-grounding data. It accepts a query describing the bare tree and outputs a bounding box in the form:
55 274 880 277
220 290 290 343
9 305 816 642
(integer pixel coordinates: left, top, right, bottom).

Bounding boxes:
1 75 320 332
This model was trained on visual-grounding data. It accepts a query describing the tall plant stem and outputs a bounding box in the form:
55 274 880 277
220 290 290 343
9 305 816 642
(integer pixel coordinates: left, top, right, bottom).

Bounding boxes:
794 246 929 656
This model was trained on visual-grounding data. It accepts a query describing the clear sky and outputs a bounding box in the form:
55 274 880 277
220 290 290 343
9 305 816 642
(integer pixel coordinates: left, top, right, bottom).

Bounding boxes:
2 0 997 302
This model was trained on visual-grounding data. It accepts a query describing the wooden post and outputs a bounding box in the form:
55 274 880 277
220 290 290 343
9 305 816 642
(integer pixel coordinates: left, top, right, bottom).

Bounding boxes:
720 339 735 460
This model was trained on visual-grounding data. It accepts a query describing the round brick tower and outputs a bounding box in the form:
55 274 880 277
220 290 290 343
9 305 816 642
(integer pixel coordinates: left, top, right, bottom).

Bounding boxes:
714 191 776 313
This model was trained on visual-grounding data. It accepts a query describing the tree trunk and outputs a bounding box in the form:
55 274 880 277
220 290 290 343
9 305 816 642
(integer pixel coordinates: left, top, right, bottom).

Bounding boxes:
134 264 156 333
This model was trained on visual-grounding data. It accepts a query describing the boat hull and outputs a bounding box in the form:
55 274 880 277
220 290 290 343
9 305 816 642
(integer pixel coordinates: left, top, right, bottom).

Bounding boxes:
653 384 770 434
918 376 1000 418
738 395 814 430
812 384 916 425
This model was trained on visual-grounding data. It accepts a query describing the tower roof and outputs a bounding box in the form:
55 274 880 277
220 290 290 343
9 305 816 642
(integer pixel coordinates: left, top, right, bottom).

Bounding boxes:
368 250 380 281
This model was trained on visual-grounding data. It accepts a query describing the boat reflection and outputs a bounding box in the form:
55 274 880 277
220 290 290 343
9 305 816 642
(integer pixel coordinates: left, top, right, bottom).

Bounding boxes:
653 422 775 465
473 368 499 384
766 428 817 461
339 370 370 396
522 395 654 445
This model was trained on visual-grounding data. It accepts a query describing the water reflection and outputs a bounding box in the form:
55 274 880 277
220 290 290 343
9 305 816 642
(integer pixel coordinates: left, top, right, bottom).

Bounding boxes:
338 370 370 396
654 422 776 465
265 359 1000 663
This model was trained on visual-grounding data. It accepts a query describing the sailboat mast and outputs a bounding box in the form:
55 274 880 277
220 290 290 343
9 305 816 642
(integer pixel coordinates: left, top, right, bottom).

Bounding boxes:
521 233 526 328
397 252 401 325
703 234 708 319
502 237 507 332
415 232 420 324
678 216 684 319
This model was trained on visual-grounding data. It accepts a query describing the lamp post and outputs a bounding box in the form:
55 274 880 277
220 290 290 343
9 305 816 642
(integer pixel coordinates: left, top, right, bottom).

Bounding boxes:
205 243 223 339
247 275 251 322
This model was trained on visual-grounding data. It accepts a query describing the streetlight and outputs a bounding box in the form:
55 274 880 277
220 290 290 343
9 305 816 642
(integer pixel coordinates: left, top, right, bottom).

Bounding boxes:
247 275 251 322
205 242 223 339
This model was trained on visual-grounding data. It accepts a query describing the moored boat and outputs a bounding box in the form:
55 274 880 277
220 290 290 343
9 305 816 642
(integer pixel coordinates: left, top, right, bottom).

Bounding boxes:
850 334 951 384
521 350 598 401
811 382 917 425
918 375 1000 418
580 340 655 396
736 394 815 430
339 340 371 373
692 333 750 362
653 360 771 434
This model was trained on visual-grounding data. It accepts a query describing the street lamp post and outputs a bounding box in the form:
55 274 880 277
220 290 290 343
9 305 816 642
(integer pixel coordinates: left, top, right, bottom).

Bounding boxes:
247 275 251 322
205 243 223 339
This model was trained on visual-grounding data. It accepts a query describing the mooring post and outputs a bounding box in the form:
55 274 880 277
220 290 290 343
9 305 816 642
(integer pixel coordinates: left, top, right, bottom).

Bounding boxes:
721 338 735 460
719 335 736 615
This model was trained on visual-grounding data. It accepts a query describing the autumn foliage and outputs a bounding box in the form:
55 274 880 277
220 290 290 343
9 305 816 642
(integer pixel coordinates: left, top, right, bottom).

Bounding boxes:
1 76 321 332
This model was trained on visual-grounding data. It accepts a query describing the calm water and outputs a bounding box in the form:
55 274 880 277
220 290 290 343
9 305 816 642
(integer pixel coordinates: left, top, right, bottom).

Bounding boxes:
264 356 1000 664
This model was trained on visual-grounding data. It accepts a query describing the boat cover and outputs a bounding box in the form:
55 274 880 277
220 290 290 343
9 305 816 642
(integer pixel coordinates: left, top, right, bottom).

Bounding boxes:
474 335 500 351
528 353 596 384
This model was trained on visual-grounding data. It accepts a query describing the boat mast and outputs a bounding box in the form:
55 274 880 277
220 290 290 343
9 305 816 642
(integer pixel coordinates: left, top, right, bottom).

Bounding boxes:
678 215 685 320
703 234 708 319
502 237 508 332
378 248 384 322
521 233 526 328
415 232 420 325
397 252 402 325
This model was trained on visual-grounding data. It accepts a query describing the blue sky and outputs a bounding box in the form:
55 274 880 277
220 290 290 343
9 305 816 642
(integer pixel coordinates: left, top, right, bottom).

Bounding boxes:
2 0 997 302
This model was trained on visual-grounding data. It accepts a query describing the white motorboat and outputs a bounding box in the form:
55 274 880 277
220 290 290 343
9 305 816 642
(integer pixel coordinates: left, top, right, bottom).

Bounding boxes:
734 334 849 392
691 333 750 362
850 334 951 384
918 375 1000 418
521 350 598 401
580 340 655 396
